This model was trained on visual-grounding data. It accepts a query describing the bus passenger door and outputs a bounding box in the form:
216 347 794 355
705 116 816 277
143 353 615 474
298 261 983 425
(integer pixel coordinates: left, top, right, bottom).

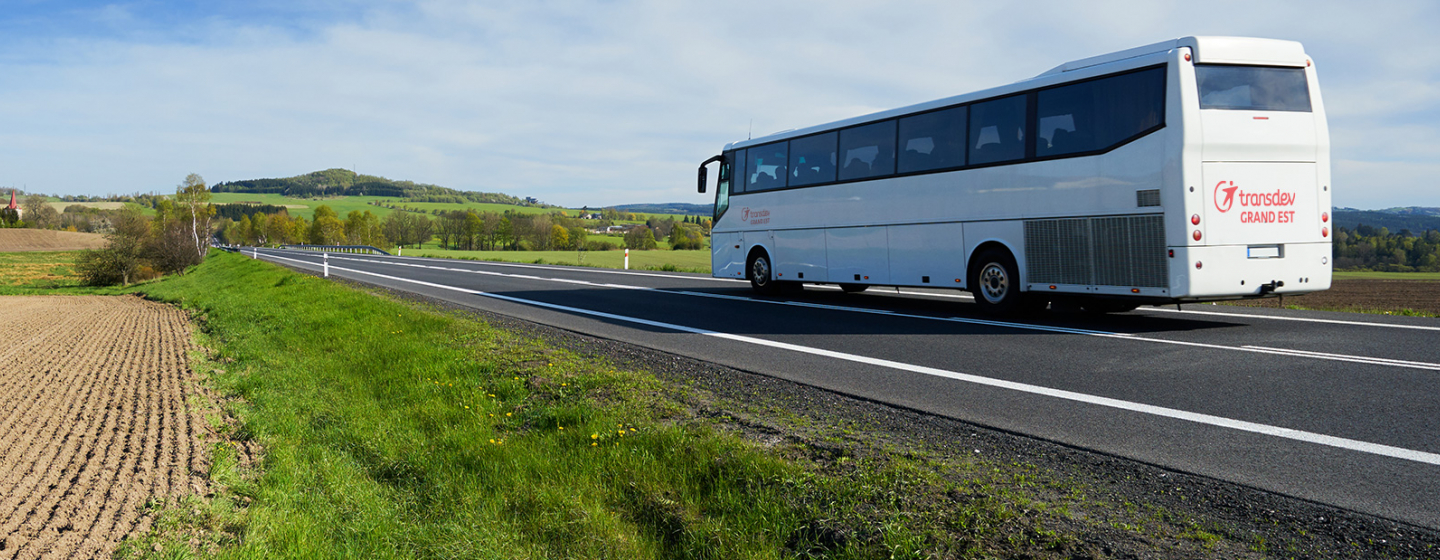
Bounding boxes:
712 232 745 279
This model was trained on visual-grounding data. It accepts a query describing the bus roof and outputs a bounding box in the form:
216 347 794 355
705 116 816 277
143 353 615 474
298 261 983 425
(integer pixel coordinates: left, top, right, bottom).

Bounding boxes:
726 36 1308 152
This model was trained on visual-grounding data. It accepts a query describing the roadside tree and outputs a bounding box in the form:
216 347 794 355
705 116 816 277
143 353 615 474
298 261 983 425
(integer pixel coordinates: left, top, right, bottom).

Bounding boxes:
624 226 658 250
669 223 704 250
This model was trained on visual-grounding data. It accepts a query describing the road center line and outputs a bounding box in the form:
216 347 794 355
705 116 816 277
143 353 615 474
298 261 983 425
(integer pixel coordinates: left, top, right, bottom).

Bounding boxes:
256 251 1440 467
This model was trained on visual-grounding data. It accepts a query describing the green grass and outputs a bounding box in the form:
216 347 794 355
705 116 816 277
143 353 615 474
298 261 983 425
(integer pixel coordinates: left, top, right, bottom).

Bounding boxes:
0 250 148 295
109 252 1160 558
406 245 713 273
1332 270 1440 281
0 251 84 291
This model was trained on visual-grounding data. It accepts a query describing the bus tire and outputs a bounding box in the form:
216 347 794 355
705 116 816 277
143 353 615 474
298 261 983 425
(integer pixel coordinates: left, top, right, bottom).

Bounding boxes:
748 252 780 295
839 283 868 293
969 248 1030 315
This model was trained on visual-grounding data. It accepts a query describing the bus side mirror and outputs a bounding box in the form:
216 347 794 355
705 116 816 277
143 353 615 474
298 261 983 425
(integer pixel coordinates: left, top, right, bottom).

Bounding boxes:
697 154 724 194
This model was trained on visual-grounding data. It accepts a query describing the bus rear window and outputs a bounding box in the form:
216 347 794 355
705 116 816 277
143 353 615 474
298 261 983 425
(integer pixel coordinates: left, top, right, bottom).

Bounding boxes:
1196 64 1311 112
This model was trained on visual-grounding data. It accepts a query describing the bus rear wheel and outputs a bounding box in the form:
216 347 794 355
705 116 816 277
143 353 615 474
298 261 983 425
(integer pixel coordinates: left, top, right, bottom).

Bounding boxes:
969 248 1043 315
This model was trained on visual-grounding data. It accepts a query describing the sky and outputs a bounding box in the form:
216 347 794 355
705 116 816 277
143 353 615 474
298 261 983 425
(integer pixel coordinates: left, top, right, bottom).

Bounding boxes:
1 0 1437 209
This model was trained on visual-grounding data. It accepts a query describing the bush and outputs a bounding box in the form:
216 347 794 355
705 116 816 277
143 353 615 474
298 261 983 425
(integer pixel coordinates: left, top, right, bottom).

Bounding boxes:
585 240 617 251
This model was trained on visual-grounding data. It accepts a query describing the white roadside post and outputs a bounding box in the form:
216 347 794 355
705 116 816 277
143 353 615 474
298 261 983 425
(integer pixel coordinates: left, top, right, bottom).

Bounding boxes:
252 247 257 259
624 248 629 270
323 252 329 278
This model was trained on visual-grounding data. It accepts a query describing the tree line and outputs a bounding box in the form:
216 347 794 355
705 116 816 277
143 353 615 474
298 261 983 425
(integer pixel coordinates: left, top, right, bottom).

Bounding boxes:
1332 225 1440 272
209 168 547 207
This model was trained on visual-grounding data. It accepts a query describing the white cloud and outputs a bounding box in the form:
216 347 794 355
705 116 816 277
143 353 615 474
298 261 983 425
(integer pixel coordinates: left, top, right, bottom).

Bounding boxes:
0 0 1437 208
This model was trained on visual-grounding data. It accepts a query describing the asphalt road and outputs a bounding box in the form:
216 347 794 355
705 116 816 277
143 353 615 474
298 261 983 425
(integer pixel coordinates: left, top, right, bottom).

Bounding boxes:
248 247 1440 530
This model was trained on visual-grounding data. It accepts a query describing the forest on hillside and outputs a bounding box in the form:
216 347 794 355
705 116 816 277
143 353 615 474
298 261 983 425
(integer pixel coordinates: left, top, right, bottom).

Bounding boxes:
1333 225 1440 271
209 168 547 206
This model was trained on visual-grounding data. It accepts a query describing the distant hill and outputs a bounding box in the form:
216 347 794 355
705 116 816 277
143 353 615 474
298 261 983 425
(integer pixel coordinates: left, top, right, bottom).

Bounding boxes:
211 168 551 207
610 203 710 215
1333 207 1440 234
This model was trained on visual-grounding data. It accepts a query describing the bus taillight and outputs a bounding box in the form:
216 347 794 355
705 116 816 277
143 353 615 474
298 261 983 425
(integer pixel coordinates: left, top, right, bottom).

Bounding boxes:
1322 212 1329 223
1193 230 1202 241
1322 227 1329 238
1191 214 1200 225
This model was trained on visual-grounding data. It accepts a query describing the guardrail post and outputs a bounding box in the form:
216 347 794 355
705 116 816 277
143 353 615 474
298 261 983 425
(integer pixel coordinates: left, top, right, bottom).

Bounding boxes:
624 248 629 270
252 247 257 259
324 252 329 278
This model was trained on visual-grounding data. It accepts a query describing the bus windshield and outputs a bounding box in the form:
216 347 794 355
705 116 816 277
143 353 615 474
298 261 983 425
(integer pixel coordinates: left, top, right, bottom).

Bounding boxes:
1195 64 1311 112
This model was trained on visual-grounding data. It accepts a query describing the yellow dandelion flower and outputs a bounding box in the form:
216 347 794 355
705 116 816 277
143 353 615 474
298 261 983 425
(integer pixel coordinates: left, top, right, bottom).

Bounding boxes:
629 428 636 432
591 442 597 446
506 413 512 417
489 439 495 444
558 426 563 430
591 433 598 439
464 406 469 409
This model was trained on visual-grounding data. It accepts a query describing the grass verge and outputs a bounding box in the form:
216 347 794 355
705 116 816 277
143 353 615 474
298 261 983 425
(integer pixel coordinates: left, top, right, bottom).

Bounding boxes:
108 251 1386 558
405 246 711 273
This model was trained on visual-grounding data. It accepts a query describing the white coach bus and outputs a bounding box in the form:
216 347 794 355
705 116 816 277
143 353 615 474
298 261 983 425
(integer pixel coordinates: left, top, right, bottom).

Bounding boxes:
697 36 1331 315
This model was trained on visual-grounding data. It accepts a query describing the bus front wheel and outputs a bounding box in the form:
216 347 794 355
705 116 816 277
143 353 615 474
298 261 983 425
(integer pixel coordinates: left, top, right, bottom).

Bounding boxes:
748 252 780 295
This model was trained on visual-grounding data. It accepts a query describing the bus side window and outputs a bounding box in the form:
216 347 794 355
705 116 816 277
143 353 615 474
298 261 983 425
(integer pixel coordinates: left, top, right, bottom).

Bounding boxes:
969 94 1027 165
733 148 748 193
839 120 896 181
1037 67 1166 157
898 106 966 173
788 132 837 187
747 142 788 191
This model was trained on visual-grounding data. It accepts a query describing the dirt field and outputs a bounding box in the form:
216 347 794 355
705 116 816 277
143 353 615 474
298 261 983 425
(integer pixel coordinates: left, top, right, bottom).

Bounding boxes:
0 296 211 559
0 230 106 253
44 202 125 213
1225 277 1440 315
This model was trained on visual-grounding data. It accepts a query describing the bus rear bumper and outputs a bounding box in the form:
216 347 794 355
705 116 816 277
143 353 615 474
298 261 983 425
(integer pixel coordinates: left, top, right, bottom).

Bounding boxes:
1170 242 1332 300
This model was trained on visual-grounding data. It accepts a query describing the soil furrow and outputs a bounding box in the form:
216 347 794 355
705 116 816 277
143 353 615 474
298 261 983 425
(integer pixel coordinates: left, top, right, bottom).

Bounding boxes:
0 296 212 560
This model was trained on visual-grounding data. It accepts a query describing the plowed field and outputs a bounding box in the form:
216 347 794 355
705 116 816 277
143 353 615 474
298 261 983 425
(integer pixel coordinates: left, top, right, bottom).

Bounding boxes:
0 230 105 253
0 296 210 559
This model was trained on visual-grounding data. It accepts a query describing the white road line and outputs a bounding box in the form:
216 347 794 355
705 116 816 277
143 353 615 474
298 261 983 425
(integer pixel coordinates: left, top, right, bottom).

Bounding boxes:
366 251 748 283
1143 306 1440 332
255 251 1440 467
264 250 1440 372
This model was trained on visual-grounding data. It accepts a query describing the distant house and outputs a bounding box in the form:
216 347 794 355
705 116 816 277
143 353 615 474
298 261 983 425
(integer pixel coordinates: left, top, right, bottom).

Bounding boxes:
5 191 19 219
524 197 539 204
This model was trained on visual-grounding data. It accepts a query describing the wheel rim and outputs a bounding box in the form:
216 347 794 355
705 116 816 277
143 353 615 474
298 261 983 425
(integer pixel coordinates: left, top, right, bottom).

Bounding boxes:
978 262 1009 304
751 257 770 286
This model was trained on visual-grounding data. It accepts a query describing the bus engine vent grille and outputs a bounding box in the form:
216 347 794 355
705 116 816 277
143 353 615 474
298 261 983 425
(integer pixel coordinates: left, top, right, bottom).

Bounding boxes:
1136 189 1161 207
1025 215 1168 288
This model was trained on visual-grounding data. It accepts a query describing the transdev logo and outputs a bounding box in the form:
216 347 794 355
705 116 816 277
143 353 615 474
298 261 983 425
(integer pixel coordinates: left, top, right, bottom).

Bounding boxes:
1214 181 1239 213
741 207 750 221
